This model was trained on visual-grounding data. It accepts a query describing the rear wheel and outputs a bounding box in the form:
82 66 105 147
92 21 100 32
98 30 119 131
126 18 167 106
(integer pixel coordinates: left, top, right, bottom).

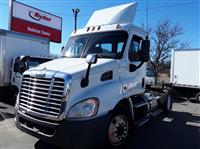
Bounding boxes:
107 105 131 148
163 91 173 114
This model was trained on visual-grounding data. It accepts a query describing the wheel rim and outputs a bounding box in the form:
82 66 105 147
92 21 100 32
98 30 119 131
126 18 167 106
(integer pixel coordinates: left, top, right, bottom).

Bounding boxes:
196 93 200 102
108 114 129 146
167 95 172 110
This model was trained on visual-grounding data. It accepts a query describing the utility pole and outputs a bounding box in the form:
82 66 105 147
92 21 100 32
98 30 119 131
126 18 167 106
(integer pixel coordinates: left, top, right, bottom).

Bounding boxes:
8 0 14 30
72 8 80 31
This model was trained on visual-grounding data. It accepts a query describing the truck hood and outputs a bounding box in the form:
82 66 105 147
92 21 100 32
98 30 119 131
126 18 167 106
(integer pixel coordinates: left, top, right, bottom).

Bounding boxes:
29 58 119 79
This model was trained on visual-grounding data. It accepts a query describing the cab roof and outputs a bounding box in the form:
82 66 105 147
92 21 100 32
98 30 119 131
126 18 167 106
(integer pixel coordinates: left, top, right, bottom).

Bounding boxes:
85 3 137 27
70 3 147 38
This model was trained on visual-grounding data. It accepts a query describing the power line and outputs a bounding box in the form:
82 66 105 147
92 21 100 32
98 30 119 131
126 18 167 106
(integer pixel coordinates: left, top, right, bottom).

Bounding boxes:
59 1 200 17
138 1 200 11
0 0 198 3
0 1 199 17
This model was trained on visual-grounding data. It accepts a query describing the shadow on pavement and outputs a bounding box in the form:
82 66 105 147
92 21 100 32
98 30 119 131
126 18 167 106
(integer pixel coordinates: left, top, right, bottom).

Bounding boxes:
34 110 200 149
0 112 15 122
35 140 62 149
173 98 199 104
173 98 188 103
126 110 200 149
0 106 7 109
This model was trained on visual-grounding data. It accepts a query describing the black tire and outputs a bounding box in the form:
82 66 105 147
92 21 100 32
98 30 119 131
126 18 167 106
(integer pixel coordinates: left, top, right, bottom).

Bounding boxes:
106 105 132 148
163 91 173 114
196 93 200 103
9 86 19 105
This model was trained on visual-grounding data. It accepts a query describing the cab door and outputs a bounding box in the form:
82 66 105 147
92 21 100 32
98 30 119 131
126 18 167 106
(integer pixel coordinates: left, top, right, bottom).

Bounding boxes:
120 32 146 97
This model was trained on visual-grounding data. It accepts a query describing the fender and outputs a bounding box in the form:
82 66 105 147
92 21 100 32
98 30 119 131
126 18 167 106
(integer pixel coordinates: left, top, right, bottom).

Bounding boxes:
66 78 124 117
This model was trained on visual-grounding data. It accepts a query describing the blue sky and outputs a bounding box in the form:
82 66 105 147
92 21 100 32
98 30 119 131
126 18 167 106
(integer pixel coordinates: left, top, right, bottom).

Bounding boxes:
0 0 199 55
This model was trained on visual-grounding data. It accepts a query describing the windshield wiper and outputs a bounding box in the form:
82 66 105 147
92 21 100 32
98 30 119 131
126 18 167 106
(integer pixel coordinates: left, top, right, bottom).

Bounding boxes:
60 56 69 58
96 53 117 59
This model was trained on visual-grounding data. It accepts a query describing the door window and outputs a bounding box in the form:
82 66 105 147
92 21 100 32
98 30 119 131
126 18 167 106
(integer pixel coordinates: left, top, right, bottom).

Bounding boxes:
129 35 142 61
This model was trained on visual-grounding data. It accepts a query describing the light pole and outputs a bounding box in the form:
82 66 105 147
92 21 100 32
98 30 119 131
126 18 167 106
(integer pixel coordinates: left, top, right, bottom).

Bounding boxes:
8 0 14 30
72 8 80 31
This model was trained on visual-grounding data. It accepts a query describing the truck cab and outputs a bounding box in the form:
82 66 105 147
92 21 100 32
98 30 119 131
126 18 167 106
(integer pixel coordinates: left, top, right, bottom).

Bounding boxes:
11 56 53 91
15 3 172 149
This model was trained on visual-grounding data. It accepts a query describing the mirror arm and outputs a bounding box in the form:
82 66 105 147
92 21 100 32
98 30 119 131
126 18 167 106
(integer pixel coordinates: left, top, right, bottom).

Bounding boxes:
129 61 145 72
81 63 92 88
136 61 144 69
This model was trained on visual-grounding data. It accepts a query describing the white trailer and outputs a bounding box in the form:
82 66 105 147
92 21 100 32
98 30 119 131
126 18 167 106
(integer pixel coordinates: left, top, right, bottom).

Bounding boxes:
170 49 200 102
0 29 50 102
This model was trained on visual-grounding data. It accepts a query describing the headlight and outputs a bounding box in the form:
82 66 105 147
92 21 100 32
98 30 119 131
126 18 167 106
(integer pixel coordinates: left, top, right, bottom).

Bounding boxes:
67 98 99 118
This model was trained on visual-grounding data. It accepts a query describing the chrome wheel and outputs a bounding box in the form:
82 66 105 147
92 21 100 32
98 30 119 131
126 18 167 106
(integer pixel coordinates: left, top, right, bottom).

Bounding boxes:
108 114 129 146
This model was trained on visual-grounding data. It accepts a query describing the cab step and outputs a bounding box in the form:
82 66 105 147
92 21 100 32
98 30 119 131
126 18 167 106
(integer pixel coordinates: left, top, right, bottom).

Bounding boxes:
133 101 148 108
135 117 149 127
149 109 163 117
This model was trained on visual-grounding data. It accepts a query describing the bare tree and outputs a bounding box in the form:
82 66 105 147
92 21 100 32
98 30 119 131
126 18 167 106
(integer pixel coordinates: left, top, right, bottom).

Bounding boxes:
149 18 188 84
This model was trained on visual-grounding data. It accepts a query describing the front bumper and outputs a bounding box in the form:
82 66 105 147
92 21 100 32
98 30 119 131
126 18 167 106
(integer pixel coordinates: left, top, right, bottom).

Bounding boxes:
15 111 111 149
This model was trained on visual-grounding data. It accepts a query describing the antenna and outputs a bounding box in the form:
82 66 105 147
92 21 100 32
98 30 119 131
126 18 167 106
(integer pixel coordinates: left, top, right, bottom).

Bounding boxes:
72 8 80 31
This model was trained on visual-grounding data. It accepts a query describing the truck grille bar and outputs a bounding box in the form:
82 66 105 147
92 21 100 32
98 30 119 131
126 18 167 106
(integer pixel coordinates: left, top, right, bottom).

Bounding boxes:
19 75 65 118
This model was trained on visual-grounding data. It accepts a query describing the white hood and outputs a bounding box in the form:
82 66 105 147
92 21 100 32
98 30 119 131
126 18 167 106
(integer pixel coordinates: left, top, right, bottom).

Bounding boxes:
30 58 118 79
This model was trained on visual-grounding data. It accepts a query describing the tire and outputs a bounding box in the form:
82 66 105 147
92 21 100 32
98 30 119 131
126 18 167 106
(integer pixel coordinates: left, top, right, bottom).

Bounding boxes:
163 91 173 114
107 105 132 148
9 86 19 105
196 93 200 103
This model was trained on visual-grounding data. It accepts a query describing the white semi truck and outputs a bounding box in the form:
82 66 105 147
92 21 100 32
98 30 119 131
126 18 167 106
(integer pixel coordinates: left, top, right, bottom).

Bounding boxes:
15 3 173 148
170 49 200 102
0 29 50 102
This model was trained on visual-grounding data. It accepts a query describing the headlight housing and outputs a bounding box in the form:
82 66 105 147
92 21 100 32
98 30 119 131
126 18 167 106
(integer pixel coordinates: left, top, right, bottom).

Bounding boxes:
67 98 99 118
63 82 72 99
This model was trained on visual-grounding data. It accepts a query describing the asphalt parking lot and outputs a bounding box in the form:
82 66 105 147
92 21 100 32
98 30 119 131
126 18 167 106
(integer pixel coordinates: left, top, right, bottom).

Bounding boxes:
0 100 200 149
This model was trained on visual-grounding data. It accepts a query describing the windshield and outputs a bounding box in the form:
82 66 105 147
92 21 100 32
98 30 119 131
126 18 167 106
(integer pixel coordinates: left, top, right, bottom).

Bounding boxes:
62 31 128 59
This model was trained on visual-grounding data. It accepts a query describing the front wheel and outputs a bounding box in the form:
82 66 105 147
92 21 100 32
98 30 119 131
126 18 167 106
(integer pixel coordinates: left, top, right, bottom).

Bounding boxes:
196 92 200 103
107 105 131 148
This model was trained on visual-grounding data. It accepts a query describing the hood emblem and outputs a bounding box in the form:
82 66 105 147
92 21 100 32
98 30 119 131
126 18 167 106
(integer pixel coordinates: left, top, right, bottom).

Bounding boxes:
35 69 46 78
36 72 46 78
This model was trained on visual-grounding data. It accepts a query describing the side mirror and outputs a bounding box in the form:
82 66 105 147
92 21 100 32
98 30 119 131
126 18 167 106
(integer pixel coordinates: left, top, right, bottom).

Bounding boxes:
86 54 97 64
129 64 137 72
81 54 98 88
14 62 25 74
14 62 20 72
20 56 30 62
139 39 150 62
18 63 26 74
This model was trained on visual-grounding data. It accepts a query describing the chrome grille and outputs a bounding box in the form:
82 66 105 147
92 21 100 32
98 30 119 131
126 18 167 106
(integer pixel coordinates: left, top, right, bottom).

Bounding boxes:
19 75 65 118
